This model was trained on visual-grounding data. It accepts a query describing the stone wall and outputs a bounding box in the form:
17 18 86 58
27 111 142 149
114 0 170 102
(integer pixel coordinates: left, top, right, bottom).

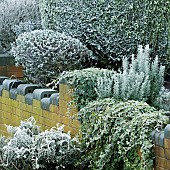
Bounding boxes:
0 76 80 136
152 125 170 170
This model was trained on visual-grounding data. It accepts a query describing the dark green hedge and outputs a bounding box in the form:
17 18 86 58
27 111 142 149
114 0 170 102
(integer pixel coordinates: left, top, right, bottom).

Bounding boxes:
40 0 169 69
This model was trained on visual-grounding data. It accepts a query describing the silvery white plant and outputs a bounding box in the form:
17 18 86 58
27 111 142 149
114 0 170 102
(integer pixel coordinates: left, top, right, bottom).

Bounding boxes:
11 29 95 85
0 117 80 170
153 87 170 111
96 45 165 105
95 70 114 99
0 0 41 51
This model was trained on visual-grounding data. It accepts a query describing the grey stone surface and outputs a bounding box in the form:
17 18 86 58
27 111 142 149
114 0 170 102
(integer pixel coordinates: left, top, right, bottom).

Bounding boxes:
9 88 18 100
151 130 157 143
164 124 170 139
17 84 41 95
25 93 33 105
0 85 3 96
158 132 164 147
3 79 25 91
41 98 51 111
155 131 161 146
0 76 8 85
33 89 57 100
50 93 59 106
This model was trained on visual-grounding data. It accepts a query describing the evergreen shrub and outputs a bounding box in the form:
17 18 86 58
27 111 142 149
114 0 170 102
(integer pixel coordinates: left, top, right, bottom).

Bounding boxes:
79 98 168 170
11 30 94 85
40 0 170 69
59 68 114 109
0 0 41 52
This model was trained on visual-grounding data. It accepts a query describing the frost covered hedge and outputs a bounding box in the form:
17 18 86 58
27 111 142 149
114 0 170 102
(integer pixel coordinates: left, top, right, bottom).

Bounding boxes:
79 99 168 169
0 0 41 52
40 0 170 69
0 117 80 170
11 30 94 84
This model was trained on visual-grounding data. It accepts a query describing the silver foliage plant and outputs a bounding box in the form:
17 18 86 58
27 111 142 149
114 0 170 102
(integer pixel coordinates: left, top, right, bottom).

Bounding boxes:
154 87 170 111
0 0 41 52
96 45 165 106
11 29 94 85
0 117 80 170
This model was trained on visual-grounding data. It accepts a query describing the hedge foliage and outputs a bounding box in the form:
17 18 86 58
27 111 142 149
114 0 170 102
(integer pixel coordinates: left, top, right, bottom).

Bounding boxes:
79 98 168 169
0 0 41 52
11 30 94 85
40 0 170 69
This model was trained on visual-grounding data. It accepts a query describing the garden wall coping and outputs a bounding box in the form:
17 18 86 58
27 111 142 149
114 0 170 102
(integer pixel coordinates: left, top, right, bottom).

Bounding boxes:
17 84 42 95
33 89 57 100
50 93 59 106
2 79 24 91
41 98 51 111
0 76 8 85
25 93 33 105
9 88 18 100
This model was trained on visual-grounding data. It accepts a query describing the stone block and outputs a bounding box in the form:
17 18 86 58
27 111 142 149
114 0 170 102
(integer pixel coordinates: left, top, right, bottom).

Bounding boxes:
25 93 33 105
164 124 170 139
50 93 59 106
41 98 51 111
33 89 57 100
0 85 3 96
159 132 165 147
157 147 165 158
155 131 162 146
9 88 17 100
164 139 170 149
0 76 8 85
165 149 170 160
17 84 41 95
2 79 24 91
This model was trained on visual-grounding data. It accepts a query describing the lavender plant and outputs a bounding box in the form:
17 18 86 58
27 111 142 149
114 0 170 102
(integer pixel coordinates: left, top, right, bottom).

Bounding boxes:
95 45 165 106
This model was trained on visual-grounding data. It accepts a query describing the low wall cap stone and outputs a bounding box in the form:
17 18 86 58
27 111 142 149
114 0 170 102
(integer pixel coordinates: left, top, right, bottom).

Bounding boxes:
158 131 164 147
3 79 25 91
17 84 42 95
33 89 57 100
25 93 33 105
164 124 170 139
0 85 3 96
0 76 8 85
41 98 51 111
10 88 18 100
50 93 59 106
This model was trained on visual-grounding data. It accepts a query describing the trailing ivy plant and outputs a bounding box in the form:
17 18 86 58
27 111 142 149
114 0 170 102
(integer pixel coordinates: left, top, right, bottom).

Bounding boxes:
59 68 114 110
79 98 168 170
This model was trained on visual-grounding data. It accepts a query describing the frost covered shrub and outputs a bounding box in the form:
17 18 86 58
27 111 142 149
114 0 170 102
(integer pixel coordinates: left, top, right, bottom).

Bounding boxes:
0 0 41 52
11 30 94 84
153 87 170 111
40 0 169 69
79 99 168 169
60 68 114 109
95 45 165 106
0 117 80 170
